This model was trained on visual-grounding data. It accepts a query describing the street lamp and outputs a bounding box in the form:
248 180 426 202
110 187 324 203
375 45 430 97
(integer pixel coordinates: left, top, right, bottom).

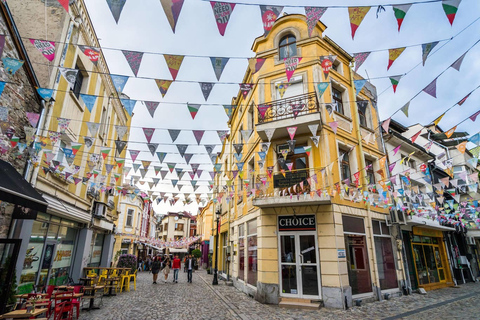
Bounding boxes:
212 208 221 285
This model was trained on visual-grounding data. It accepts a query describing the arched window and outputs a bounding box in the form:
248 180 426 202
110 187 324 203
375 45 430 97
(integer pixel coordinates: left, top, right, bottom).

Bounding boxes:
279 35 296 59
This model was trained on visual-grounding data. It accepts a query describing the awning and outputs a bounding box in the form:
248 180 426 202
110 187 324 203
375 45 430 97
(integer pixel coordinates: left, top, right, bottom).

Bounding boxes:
42 193 91 223
168 248 188 253
0 159 48 212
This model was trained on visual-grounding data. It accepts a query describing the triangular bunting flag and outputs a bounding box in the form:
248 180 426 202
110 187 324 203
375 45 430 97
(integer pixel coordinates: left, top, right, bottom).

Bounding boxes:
106 0 126 23
111 74 129 92
348 7 370 39
78 45 100 65
382 118 391 133
160 0 185 32
423 78 437 98
284 57 302 82
445 126 456 139
257 104 270 120
450 52 466 71
199 82 215 101
353 52 370 72
422 41 439 66
287 127 297 140
239 83 253 99
400 102 410 117
58 67 78 89
156 152 167 163
387 47 406 70
210 2 236 36
29 39 55 61
389 75 402 93
259 6 283 36
188 104 201 119
164 54 184 80
147 143 159 156
354 79 367 95
122 50 143 77
129 150 140 162
329 121 338 134
192 130 205 145
393 4 412 31
177 144 188 157
142 127 155 143
80 94 97 113
442 0 461 25
209 57 229 80
305 7 327 37
320 55 336 79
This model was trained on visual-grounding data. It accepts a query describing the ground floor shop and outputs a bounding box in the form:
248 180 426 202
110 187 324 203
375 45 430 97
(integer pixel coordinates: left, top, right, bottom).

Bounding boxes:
219 205 403 309
14 195 115 294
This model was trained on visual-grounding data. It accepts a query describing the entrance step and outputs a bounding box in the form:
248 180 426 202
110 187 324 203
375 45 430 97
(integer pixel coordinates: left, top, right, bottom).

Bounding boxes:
279 298 321 310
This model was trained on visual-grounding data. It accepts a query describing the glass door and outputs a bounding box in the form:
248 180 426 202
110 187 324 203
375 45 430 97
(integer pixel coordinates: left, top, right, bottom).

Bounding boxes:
299 235 319 297
279 233 320 298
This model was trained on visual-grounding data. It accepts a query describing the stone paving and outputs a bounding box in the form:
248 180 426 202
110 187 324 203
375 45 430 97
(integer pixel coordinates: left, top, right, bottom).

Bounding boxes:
79 268 480 320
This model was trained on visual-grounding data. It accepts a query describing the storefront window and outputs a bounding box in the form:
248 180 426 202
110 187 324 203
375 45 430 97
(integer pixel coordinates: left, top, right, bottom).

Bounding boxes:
411 235 447 285
238 225 245 281
19 221 47 293
343 215 372 295
88 232 105 267
372 220 398 290
222 232 228 274
247 219 257 286
49 226 77 286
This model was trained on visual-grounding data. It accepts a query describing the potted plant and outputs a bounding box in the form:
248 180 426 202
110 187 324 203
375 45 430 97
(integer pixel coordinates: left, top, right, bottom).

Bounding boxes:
117 254 137 274
206 267 211 274
192 249 201 270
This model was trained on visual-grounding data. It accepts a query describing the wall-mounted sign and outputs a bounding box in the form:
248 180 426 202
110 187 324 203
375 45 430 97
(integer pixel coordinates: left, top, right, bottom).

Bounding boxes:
12 205 38 220
337 249 346 259
278 215 316 232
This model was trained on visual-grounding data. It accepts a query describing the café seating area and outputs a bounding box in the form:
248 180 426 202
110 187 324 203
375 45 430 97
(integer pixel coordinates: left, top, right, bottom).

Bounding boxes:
0 267 135 320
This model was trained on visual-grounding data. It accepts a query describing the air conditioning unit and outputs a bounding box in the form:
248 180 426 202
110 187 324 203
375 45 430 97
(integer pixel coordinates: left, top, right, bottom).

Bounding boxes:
466 237 476 245
93 202 106 218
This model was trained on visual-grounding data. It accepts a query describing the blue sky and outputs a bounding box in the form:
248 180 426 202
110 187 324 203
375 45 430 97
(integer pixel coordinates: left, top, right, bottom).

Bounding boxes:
84 0 480 215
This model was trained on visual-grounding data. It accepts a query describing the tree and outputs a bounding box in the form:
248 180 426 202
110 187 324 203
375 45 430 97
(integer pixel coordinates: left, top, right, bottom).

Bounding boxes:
191 249 201 259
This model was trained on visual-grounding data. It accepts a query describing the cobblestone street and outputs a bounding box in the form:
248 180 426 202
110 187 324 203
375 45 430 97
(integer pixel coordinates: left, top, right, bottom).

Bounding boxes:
79 268 480 320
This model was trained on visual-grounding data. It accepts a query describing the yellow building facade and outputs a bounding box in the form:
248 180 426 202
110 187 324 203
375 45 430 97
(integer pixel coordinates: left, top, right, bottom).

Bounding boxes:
12 0 131 292
212 14 405 308
197 201 214 268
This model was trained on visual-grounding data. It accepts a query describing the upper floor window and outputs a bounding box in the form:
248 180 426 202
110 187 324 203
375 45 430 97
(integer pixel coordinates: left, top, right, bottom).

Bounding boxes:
126 209 134 227
175 223 184 231
279 35 296 59
72 64 85 99
340 148 351 182
365 159 375 184
358 100 368 127
332 87 344 115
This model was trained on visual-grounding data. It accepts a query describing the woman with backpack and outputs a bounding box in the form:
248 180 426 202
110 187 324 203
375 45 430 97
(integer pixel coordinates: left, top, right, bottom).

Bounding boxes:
151 256 161 284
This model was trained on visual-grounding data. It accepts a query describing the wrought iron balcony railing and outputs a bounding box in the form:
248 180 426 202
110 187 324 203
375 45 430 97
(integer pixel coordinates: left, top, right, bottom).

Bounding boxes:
257 91 320 124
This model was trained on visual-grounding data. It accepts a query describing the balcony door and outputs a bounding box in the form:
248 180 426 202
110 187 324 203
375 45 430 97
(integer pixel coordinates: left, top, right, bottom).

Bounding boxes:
274 144 309 194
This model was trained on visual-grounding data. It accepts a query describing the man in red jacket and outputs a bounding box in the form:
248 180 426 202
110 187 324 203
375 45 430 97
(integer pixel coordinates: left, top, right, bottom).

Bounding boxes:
172 255 181 283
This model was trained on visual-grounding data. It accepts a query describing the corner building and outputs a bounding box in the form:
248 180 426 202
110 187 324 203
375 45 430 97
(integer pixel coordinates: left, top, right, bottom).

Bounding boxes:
214 14 405 308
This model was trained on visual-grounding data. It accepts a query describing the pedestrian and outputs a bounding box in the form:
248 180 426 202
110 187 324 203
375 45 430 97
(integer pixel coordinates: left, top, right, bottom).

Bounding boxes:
183 255 188 273
151 256 161 284
172 255 181 283
162 256 171 283
186 254 194 283
138 257 143 272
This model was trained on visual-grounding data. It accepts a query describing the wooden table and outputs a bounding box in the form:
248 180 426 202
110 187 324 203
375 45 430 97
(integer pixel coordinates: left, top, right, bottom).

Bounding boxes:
0 308 47 319
14 293 47 299
103 278 119 297
82 285 104 311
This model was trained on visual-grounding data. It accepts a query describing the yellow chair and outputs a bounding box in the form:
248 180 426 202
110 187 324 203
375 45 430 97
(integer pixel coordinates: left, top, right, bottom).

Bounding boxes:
98 269 108 284
128 270 137 291
119 270 130 292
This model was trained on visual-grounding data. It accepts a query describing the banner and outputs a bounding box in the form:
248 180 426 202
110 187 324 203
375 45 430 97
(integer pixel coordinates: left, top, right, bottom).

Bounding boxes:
392 4 412 31
387 47 406 70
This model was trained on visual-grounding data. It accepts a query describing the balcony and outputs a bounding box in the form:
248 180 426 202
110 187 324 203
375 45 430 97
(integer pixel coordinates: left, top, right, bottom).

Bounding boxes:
252 170 331 208
256 92 322 141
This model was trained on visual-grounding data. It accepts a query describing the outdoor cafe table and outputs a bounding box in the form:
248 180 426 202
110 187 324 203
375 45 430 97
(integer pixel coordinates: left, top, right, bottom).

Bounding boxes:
0 307 48 319
14 293 48 299
103 278 119 297
81 285 104 311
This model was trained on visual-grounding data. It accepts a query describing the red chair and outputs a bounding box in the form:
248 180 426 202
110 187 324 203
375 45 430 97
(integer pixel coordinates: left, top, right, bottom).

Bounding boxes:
71 286 83 319
54 301 74 320
53 292 74 320
46 285 56 299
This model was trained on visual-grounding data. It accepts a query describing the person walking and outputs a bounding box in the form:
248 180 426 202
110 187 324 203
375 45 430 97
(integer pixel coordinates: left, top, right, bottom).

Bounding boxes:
183 255 188 272
151 256 161 284
186 254 194 283
162 256 171 283
172 255 181 283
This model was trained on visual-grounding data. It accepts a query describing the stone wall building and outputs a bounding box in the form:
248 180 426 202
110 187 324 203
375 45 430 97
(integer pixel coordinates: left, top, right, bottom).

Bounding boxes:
7 0 133 293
